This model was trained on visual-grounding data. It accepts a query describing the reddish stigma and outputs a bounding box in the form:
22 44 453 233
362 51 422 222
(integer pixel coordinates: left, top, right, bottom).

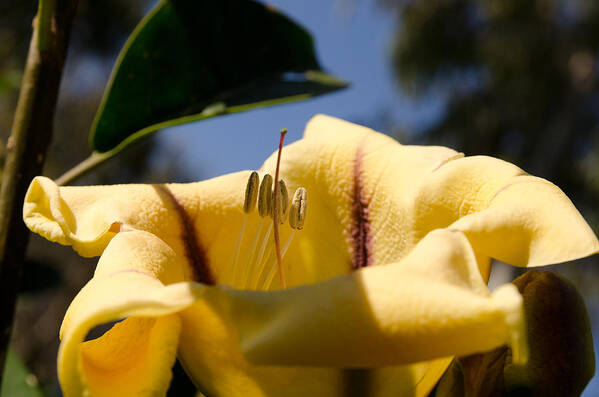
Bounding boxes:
272 128 287 288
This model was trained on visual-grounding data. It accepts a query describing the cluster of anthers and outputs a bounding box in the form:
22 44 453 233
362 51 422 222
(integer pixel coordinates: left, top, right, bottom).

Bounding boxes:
226 129 307 291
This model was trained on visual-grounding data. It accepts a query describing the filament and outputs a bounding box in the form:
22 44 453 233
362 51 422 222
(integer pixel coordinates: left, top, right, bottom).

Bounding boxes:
262 230 296 290
227 214 247 285
244 223 272 287
241 222 272 289
237 218 264 288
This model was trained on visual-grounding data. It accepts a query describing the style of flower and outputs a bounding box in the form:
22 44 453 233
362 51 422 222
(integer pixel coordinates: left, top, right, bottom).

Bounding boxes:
23 115 598 396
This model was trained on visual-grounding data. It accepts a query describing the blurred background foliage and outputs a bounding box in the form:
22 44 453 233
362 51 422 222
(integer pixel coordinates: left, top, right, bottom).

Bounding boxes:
2 0 599 395
383 0 599 228
381 0 599 315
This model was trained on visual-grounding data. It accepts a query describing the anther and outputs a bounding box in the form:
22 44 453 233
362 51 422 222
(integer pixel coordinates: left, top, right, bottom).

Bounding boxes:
258 174 273 217
275 180 289 224
243 171 259 213
289 187 307 230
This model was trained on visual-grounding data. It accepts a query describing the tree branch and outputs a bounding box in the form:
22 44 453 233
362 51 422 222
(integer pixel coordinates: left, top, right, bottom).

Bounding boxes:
0 0 78 382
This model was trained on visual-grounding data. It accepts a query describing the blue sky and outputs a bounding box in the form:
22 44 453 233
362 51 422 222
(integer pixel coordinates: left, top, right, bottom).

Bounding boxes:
154 0 444 180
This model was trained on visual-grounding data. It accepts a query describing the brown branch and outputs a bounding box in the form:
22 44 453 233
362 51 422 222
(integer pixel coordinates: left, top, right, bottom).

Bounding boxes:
0 0 78 382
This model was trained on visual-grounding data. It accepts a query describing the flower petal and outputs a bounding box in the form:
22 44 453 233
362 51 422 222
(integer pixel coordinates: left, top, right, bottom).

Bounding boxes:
76 316 181 397
59 231 440 397
23 175 245 284
58 231 203 396
23 176 185 258
24 115 597 397
413 155 599 267
260 114 461 278
201 229 527 367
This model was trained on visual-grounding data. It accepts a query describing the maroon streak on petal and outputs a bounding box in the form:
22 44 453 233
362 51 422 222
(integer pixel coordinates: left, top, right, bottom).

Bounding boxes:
343 368 371 397
351 144 373 270
155 185 215 285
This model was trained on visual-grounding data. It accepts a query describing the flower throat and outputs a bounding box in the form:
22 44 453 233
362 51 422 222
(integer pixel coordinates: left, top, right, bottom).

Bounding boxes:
226 129 307 291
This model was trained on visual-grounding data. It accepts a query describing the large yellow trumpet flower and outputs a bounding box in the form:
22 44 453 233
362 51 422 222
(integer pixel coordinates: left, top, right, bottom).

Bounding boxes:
23 115 598 396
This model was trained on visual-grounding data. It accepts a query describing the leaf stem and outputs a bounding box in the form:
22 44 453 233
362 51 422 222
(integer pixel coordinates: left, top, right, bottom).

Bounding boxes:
0 0 78 383
55 151 109 186
55 94 321 186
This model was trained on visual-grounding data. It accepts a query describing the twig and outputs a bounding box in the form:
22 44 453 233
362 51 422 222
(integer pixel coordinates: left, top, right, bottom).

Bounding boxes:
0 0 78 382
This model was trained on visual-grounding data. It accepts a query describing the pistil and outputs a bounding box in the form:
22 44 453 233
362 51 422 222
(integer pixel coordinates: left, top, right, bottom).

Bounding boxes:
272 128 287 288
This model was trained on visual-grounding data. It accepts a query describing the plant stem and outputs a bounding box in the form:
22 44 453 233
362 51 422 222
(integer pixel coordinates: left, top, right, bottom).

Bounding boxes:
37 0 56 51
55 151 108 186
0 0 78 383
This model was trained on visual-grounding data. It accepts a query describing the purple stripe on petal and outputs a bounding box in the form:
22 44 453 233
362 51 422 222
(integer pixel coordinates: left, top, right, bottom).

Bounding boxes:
155 185 214 285
351 144 373 270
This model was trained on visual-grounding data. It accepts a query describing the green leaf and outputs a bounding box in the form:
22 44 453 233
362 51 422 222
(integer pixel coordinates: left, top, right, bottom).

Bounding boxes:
90 0 348 153
1 350 44 397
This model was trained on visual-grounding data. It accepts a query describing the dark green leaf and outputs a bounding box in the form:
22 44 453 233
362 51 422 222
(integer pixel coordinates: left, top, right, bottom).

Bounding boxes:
1 350 44 397
90 0 347 153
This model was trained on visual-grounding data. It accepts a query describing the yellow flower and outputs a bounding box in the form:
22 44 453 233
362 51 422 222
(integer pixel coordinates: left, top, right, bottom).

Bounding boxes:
23 115 598 397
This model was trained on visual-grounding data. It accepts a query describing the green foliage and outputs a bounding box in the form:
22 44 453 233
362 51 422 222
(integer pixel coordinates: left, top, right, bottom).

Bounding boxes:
0 350 44 397
385 0 599 227
90 0 347 153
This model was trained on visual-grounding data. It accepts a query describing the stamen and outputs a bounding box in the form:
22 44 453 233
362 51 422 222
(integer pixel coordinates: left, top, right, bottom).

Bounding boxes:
244 171 259 213
238 174 272 288
259 187 307 289
276 180 289 224
249 180 290 288
227 171 259 285
250 225 275 289
237 218 264 287
242 222 272 289
272 128 287 288
245 179 289 288
258 174 273 217
289 187 307 230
